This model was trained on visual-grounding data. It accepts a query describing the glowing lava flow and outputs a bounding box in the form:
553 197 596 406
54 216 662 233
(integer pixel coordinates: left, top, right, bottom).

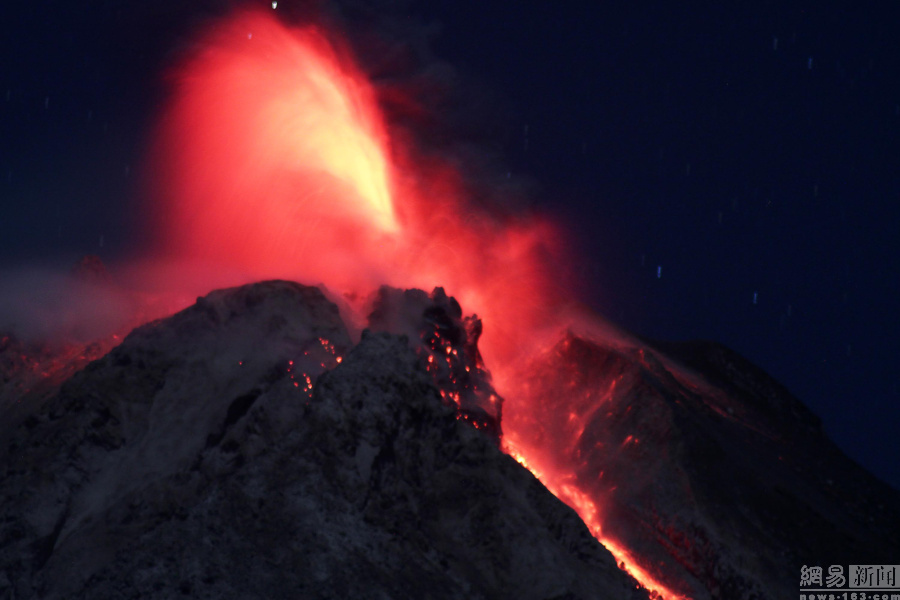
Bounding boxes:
146 8 683 599
506 439 686 600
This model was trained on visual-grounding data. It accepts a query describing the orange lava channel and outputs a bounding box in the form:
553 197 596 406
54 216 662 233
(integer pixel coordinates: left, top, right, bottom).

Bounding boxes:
506 443 688 600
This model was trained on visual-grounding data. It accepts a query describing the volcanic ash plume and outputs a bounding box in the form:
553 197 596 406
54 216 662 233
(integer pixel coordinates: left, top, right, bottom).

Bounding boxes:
144 7 567 371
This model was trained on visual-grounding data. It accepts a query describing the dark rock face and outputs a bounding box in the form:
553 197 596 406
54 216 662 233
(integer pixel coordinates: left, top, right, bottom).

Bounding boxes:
368 285 503 441
5 279 897 600
0 281 645 600
507 333 900 599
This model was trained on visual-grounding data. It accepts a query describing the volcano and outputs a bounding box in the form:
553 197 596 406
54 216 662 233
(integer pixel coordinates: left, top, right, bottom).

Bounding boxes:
1 280 897 599
2 5 898 599
0 281 646 599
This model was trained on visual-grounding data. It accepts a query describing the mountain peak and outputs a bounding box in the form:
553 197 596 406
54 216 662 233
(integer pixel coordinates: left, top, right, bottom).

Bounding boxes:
0 280 646 600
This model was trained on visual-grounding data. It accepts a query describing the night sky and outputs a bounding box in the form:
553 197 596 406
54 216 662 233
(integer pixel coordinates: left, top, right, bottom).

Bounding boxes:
2 2 898 488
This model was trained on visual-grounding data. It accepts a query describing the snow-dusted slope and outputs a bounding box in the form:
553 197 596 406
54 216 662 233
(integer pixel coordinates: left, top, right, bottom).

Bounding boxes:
0 281 645 599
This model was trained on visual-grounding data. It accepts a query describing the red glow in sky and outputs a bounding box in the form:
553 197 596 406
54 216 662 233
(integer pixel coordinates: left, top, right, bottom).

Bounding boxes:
147 8 565 366
146 8 681 598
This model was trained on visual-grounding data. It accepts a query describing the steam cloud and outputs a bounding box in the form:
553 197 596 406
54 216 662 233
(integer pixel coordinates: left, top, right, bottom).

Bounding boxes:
0 266 130 343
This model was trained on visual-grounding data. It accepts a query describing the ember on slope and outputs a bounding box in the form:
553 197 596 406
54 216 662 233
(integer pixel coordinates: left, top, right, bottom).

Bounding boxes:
367 286 503 439
143 6 677 597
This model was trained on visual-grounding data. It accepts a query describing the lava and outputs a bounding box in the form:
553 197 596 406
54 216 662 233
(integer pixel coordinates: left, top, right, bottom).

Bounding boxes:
506 437 687 600
143 7 686 598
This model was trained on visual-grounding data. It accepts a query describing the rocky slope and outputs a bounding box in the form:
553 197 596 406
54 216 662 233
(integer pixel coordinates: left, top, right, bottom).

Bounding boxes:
505 332 900 599
0 281 646 599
